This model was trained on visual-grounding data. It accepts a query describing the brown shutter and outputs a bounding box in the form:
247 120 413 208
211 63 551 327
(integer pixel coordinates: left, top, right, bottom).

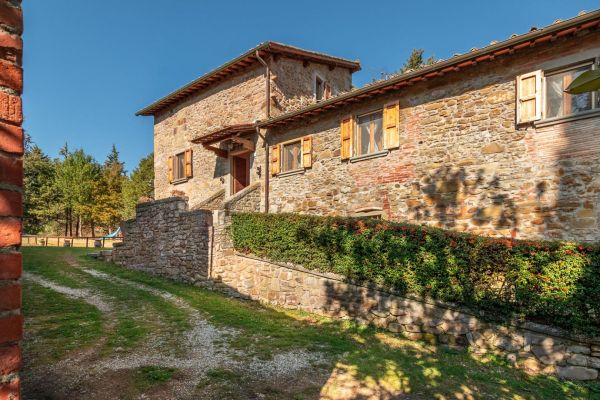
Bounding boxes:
271 144 280 176
383 100 400 149
302 135 312 168
184 149 193 178
516 70 542 123
340 115 353 160
167 156 174 183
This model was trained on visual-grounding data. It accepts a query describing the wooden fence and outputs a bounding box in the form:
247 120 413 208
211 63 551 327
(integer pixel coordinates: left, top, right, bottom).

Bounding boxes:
21 235 123 249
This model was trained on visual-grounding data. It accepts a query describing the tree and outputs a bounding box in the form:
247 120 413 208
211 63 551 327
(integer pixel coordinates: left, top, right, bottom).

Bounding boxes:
95 144 126 232
398 48 437 74
122 153 154 220
54 148 101 236
59 142 70 158
23 144 60 233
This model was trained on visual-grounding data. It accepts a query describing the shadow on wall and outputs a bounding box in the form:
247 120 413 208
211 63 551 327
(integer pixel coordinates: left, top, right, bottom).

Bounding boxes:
410 166 518 234
407 124 598 242
213 149 229 180
206 276 593 399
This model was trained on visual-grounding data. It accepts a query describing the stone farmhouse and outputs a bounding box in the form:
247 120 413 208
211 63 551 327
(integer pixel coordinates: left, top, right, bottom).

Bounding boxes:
136 11 600 242
113 12 600 381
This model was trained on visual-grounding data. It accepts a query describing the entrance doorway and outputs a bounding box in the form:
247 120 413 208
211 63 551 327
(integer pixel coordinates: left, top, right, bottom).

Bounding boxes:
231 154 250 194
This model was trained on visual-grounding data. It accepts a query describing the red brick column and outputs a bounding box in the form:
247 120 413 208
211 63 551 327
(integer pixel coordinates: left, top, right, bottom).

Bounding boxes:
0 1 23 399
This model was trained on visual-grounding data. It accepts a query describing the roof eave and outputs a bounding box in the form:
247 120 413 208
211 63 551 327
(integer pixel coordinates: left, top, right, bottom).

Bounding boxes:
258 10 600 128
136 42 361 117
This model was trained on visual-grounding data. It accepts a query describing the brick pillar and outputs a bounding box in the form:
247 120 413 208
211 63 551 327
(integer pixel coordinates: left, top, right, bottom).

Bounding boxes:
0 1 23 399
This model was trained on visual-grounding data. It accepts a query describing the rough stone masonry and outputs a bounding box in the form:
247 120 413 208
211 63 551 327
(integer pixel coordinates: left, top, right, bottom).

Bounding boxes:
115 12 600 382
114 196 600 381
0 1 23 398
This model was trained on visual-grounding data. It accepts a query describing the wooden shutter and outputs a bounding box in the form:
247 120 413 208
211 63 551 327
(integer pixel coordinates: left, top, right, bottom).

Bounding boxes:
302 135 312 168
271 144 280 176
383 100 400 149
340 115 353 160
167 156 174 183
516 70 542 123
184 149 193 178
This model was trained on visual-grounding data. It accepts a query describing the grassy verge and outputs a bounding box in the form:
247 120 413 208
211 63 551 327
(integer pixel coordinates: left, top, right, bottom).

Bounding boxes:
89 256 600 399
22 247 600 399
22 279 103 364
23 247 190 354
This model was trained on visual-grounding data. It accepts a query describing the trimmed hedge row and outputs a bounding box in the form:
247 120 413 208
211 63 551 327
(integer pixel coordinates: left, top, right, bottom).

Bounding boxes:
231 212 600 335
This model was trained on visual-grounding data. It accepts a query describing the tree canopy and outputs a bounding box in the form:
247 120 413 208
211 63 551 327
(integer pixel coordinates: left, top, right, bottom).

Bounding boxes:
398 48 437 74
23 140 154 236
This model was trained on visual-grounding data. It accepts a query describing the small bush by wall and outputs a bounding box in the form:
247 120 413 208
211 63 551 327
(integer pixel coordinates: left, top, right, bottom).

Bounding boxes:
231 213 600 335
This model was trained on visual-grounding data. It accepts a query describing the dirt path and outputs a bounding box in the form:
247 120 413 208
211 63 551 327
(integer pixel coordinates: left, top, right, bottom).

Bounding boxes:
23 272 113 312
80 267 327 379
22 253 328 399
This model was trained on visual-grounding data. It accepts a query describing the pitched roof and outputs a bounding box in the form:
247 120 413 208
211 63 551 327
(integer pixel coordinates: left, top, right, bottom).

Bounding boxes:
258 10 600 129
136 42 361 116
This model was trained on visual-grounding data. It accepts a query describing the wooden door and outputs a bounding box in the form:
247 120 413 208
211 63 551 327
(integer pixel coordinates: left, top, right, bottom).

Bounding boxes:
232 155 249 194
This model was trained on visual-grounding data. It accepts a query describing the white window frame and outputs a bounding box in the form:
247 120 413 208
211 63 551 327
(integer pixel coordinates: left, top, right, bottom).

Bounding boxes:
541 59 599 123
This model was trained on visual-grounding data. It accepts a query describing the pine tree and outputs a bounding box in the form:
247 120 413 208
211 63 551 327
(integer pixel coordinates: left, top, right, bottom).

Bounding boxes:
96 144 126 232
23 144 60 233
398 49 437 74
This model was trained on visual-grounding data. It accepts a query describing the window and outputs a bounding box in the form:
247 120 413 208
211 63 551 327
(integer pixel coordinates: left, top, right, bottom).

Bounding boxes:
517 60 600 124
545 62 597 119
315 76 324 101
168 149 193 183
354 111 383 156
271 136 312 176
282 140 302 172
173 152 185 181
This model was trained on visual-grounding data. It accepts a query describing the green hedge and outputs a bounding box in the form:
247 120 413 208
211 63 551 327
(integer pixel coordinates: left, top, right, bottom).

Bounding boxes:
231 212 600 335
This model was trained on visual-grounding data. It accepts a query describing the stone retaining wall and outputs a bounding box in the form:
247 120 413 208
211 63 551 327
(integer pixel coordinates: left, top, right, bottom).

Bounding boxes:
114 198 600 381
211 246 600 381
113 197 212 283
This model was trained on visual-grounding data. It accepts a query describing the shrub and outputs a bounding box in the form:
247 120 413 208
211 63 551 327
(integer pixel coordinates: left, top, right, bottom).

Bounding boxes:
231 212 600 335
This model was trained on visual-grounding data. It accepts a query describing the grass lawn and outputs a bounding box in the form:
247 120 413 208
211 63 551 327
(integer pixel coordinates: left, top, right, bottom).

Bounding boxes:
21 247 600 399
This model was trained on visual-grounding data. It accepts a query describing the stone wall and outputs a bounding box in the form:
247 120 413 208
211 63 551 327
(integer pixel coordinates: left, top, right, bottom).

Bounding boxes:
212 250 600 381
113 198 212 284
267 30 600 241
223 182 261 213
196 189 225 210
271 57 353 113
0 1 23 398
153 65 266 208
114 197 600 381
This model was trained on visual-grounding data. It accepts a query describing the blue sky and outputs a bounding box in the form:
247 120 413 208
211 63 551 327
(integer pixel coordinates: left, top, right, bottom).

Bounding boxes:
23 0 598 172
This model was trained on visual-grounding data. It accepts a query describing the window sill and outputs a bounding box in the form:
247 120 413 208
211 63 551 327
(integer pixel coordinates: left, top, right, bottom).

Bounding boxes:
535 110 600 128
171 177 189 185
277 169 305 178
349 150 389 163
